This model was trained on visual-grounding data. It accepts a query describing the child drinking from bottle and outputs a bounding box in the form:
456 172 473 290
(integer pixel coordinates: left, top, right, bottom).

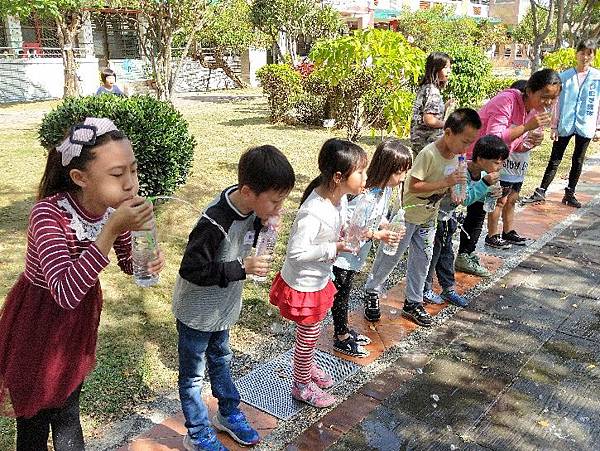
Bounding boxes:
0 118 165 450
332 139 412 357
270 138 367 407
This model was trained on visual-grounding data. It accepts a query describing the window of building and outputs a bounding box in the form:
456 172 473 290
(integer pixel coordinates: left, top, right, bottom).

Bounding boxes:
504 46 512 58
91 12 140 61
419 1 431 10
20 14 60 56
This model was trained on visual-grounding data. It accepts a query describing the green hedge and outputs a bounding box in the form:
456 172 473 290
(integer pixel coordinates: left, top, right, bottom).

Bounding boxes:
483 76 517 99
442 44 492 107
256 64 302 122
39 95 196 197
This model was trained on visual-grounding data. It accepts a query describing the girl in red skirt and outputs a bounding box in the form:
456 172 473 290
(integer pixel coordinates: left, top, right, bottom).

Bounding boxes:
270 138 367 408
0 118 165 450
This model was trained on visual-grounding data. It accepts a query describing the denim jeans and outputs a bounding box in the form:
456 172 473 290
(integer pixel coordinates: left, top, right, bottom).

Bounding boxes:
177 320 240 437
364 220 436 308
424 219 457 293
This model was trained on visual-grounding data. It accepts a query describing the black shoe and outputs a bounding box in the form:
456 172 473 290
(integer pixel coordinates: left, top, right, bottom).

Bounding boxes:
401 304 432 327
363 292 381 322
485 234 512 250
562 189 581 208
522 187 546 204
502 230 529 246
333 335 370 358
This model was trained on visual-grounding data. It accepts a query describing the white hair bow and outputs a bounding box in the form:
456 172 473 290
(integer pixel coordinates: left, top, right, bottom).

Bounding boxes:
56 117 119 166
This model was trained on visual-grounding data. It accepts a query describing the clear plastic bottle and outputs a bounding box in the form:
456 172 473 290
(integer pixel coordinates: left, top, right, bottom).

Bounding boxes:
344 188 381 254
483 180 501 213
451 155 467 204
132 214 159 287
382 208 405 256
248 216 278 283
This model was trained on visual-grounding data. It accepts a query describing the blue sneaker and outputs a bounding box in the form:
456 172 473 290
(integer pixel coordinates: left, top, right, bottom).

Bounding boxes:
213 410 260 446
423 289 443 304
183 429 228 451
441 289 468 307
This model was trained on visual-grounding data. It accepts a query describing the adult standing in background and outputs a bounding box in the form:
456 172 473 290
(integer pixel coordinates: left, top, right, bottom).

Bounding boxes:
524 40 600 208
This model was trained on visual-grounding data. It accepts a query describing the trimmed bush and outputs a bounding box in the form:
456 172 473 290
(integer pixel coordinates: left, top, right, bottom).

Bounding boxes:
256 64 302 122
290 93 327 126
39 95 196 197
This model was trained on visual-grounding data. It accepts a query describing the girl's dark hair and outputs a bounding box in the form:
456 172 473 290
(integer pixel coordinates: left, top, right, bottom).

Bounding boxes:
576 39 597 53
366 138 412 189
100 68 116 82
526 68 562 95
300 138 368 205
472 135 509 162
419 52 452 89
38 130 127 200
510 79 528 93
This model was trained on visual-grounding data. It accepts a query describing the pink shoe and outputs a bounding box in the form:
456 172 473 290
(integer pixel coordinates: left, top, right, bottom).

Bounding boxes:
311 365 334 389
292 381 336 408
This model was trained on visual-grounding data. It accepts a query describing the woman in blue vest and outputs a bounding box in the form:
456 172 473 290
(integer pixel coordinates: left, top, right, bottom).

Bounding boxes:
526 40 600 207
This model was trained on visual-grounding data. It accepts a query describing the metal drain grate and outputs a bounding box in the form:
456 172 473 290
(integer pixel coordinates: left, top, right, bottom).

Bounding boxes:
236 349 360 420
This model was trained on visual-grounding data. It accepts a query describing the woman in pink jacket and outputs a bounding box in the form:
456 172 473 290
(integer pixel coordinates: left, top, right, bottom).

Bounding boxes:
455 69 561 276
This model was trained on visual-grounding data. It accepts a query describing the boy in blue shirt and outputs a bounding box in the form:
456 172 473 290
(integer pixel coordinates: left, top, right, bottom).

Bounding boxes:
424 135 509 306
173 145 295 451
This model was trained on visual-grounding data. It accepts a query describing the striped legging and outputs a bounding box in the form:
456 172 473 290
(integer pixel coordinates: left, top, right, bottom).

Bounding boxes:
293 321 322 384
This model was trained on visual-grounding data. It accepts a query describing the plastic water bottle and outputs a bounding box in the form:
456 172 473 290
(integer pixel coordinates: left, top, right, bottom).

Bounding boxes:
248 216 278 283
132 215 159 287
344 188 381 254
451 155 467 204
483 181 500 213
382 208 405 256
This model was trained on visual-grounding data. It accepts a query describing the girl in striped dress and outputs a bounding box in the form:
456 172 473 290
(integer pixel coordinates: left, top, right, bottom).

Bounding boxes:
269 138 367 408
0 118 165 450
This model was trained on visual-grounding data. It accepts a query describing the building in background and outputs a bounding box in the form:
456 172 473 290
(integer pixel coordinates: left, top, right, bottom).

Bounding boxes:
0 12 260 103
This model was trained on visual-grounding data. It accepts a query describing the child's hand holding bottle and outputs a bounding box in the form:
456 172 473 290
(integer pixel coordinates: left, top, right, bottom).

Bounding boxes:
107 196 154 235
244 254 272 278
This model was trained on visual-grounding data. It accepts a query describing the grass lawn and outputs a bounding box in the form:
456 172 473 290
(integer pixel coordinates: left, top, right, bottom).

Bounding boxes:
0 90 592 448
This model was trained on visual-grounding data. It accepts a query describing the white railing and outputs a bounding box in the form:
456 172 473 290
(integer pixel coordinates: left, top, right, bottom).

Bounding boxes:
0 46 89 59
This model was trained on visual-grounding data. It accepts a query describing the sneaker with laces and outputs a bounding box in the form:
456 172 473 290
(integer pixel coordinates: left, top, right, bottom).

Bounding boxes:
441 289 468 307
311 365 334 389
183 429 228 451
502 230 529 246
348 329 371 345
363 291 381 322
212 410 260 446
455 253 491 277
485 234 512 250
401 303 432 327
333 335 370 358
292 381 336 408
522 187 546 204
423 289 443 304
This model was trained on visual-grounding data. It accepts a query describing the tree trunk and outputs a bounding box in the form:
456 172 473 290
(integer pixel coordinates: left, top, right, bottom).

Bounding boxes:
554 0 565 50
528 0 555 72
193 47 247 88
56 13 83 98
